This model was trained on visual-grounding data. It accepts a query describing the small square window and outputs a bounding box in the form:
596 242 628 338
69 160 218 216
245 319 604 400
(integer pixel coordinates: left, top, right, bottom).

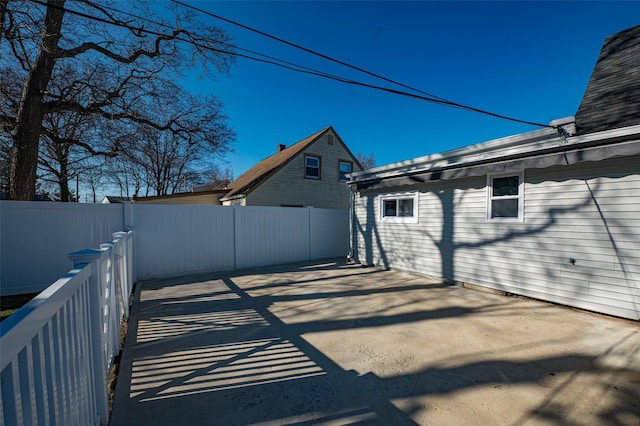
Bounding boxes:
305 156 320 179
384 200 397 216
380 193 418 223
339 161 352 182
487 172 523 221
398 198 414 217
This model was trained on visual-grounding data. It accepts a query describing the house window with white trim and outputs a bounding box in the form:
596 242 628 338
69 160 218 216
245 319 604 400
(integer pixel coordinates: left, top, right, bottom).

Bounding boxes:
380 192 418 223
305 155 321 179
487 172 523 221
338 161 352 182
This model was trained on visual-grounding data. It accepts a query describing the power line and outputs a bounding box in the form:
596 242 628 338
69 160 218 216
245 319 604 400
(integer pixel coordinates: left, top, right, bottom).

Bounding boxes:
86 2 341 79
27 0 554 129
171 0 452 103
170 0 554 128
29 0 352 83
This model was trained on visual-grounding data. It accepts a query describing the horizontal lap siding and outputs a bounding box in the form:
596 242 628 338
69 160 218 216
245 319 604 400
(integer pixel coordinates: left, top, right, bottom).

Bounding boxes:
246 131 359 210
354 155 640 319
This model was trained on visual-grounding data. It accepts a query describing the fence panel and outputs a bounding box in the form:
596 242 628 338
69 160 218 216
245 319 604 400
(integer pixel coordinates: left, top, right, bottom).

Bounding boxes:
310 208 349 259
1 202 349 286
235 207 311 270
0 201 124 295
0 265 98 425
0 230 134 426
133 204 235 279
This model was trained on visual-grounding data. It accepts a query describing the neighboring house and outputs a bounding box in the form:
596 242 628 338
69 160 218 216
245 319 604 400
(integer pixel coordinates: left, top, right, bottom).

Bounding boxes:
133 190 226 205
347 25 640 320
101 196 132 204
220 126 362 209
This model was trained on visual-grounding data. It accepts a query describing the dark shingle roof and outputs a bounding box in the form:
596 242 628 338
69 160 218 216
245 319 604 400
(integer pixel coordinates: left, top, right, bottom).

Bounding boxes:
103 196 132 203
575 25 640 135
222 127 332 200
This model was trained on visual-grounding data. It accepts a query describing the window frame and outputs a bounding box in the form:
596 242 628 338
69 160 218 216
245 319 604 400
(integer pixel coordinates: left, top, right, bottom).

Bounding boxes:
486 171 524 222
379 192 419 223
304 155 322 180
338 160 353 182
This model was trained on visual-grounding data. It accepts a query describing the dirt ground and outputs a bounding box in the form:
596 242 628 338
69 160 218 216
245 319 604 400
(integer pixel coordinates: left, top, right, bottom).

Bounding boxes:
110 259 640 425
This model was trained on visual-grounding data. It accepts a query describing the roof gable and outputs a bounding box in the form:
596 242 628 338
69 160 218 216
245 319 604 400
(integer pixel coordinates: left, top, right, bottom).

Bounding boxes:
222 127 334 199
575 24 640 135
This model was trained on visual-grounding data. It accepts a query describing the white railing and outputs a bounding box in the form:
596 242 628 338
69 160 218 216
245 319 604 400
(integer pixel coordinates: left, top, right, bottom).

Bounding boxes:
0 229 135 426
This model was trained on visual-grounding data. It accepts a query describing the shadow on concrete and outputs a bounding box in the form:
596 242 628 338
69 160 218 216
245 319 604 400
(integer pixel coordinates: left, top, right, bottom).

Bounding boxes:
111 260 640 425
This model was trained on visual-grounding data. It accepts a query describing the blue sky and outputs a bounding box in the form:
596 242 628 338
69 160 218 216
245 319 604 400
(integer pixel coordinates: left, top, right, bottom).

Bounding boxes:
179 1 640 177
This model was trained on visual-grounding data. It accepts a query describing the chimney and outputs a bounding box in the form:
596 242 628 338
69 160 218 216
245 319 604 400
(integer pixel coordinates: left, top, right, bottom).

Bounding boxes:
277 144 286 152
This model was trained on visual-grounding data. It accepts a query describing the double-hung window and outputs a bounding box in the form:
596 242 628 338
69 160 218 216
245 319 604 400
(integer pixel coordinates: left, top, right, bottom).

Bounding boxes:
487 172 523 221
305 155 321 179
380 192 418 223
338 161 352 182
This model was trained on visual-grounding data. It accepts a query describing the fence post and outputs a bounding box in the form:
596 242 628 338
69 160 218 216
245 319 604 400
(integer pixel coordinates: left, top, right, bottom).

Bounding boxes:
123 202 134 229
308 207 312 261
126 226 137 282
112 232 129 319
232 206 237 271
100 242 120 367
68 248 109 426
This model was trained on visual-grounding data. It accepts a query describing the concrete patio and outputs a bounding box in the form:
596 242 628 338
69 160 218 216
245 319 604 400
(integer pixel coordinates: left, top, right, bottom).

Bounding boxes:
110 259 640 425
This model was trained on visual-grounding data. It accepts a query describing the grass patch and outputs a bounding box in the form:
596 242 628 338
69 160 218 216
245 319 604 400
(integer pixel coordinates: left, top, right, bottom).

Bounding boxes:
1 293 40 322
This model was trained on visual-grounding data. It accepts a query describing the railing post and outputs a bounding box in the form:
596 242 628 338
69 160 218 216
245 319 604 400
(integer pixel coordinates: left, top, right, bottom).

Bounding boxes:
100 242 120 368
126 226 137 283
112 232 129 319
68 248 109 426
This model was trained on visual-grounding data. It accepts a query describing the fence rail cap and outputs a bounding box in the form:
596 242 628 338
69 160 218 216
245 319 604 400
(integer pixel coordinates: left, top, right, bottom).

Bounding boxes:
68 248 104 263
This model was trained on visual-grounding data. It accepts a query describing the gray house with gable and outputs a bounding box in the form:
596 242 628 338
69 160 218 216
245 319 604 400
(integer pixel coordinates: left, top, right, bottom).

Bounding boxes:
348 25 640 320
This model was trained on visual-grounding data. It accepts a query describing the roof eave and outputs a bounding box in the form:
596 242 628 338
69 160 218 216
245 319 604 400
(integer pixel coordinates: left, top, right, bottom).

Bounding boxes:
349 125 562 184
219 193 247 202
349 121 640 187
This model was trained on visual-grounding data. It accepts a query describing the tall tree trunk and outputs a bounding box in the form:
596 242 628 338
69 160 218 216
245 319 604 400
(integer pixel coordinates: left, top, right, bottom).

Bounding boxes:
9 0 65 200
0 1 8 44
58 164 70 202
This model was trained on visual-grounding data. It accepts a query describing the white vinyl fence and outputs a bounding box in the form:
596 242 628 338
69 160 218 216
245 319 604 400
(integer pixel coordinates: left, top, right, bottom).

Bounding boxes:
0 202 347 425
0 201 125 295
133 204 349 278
0 230 135 426
1 202 349 295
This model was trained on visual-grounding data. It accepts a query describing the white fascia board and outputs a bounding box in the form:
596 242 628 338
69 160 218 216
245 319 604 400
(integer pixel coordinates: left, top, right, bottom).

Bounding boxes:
349 127 560 183
219 193 246 202
349 122 640 184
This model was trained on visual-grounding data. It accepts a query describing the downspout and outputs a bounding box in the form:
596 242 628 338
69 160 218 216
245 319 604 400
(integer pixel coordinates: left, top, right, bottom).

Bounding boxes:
348 188 355 262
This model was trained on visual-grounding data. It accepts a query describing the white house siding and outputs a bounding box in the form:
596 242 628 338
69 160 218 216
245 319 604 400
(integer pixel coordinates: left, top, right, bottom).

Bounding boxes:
353 155 640 320
246 131 360 209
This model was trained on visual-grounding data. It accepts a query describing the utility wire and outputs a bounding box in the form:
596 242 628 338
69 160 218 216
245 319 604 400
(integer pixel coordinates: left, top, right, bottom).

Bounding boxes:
29 0 352 82
171 0 554 129
84 1 340 79
171 0 452 103
28 0 554 129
